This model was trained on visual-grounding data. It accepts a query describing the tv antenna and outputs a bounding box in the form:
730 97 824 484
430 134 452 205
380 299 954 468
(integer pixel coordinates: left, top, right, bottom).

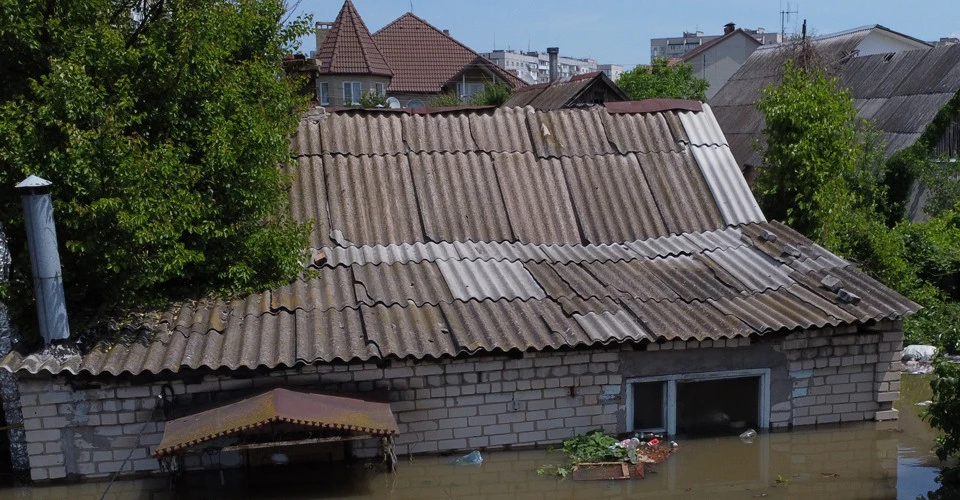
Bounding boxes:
780 1 798 40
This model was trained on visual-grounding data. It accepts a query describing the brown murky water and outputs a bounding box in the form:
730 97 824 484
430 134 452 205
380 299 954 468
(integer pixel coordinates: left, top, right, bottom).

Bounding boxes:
0 374 947 499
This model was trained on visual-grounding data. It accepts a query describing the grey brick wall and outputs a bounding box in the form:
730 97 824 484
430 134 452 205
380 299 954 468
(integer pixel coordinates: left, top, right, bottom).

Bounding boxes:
14 320 904 482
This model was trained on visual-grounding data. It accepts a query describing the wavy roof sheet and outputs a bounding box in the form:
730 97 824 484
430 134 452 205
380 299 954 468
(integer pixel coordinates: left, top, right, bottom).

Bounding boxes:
713 39 960 168
0 104 916 376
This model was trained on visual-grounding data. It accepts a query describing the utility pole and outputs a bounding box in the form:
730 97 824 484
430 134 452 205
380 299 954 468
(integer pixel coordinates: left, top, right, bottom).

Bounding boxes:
780 1 798 40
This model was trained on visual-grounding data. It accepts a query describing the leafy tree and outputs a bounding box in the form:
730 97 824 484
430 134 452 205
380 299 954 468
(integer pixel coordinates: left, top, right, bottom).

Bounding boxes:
428 92 465 107
616 58 708 101
358 89 389 108
468 83 514 106
0 0 311 333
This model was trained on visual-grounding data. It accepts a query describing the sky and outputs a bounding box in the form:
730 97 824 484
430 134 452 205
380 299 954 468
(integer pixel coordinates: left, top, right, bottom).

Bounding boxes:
290 0 960 69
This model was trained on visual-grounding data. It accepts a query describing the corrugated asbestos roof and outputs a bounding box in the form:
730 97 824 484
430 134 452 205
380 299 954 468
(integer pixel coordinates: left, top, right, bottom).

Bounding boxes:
712 38 960 168
154 388 398 457
0 104 916 376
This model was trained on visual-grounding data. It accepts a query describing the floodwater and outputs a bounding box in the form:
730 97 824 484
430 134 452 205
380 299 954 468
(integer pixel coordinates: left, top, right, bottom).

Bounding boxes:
0 374 950 499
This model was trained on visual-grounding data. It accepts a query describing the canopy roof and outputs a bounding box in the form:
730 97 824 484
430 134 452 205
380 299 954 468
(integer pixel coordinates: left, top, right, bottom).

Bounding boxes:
154 388 399 457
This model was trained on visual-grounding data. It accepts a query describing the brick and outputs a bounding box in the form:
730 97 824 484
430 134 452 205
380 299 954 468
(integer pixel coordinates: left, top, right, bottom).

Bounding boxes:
518 431 546 443
591 352 619 363
25 429 60 442
29 454 63 467
38 392 72 405
439 418 469 429
449 406 477 418
483 424 511 436
875 409 899 421
468 415 497 426
438 439 467 450
877 391 900 403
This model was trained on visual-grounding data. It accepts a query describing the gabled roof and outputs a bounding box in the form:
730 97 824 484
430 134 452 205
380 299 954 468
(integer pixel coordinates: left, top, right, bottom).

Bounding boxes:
0 102 918 376
681 29 762 63
502 72 630 110
372 13 524 93
316 0 392 77
712 34 960 168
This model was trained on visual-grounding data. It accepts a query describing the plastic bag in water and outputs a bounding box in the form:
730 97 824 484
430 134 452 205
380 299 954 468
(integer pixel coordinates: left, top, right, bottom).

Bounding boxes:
450 450 483 465
739 429 757 443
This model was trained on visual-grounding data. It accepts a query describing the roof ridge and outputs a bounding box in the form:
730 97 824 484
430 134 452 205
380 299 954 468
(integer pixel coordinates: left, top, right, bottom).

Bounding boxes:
317 0 392 76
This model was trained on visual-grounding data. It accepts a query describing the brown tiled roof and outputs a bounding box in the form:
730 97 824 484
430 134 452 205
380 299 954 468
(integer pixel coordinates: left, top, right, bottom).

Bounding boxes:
372 13 524 93
316 0 392 77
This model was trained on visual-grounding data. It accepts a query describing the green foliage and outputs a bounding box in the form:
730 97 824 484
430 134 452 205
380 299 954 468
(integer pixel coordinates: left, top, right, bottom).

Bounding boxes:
427 92 464 107
358 89 388 109
926 361 960 466
561 430 632 464
754 61 882 242
0 0 312 332
467 83 514 106
616 58 708 101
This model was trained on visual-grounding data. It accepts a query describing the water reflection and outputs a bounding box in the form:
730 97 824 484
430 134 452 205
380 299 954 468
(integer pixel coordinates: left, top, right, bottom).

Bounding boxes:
0 374 947 499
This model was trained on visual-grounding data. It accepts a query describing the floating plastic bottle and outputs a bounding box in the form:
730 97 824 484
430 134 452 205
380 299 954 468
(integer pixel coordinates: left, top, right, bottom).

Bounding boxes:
450 450 483 465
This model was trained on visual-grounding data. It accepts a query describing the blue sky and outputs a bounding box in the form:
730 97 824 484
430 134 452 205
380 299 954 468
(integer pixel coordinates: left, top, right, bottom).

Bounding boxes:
291 1 960 68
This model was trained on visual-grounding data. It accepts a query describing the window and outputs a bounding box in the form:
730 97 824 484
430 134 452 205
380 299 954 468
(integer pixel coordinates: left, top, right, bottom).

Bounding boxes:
343 81 362 105
319 82 330 106
457 82 485 99
406 99 424 108
375 82 385 96
627 369 770 437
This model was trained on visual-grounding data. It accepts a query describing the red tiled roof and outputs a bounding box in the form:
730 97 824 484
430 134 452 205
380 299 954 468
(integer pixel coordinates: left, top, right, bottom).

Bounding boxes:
316 0 392 77
372 13 524 93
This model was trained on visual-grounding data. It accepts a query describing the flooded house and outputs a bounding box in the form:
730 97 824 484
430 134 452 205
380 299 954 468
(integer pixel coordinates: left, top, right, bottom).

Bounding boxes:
0 101 917 483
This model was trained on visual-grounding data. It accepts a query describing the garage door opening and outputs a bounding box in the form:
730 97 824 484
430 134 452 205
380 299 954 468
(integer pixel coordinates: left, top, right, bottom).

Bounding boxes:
676 376 760 436
627 369 770 437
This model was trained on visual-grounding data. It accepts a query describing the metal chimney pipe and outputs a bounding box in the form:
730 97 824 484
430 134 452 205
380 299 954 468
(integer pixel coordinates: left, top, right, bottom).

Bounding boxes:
547 47 559 83
15 176 68 343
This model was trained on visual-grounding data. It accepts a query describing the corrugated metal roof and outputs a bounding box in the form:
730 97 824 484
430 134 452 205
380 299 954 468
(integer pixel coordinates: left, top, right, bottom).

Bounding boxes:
352 262 453 307
0 102 919 376
469 107 536 153
321 241 461 267
320 112 405 156
436 259 545 301
637 150 726 235
601 111 685 154
689 145 766 226
408 152 513 242
402 112 477 153
678 104 727 146
324 154 424 246
713 40 960 169
491 152 581 244
561 154 668 243
155 388 399 457
529 108 615 158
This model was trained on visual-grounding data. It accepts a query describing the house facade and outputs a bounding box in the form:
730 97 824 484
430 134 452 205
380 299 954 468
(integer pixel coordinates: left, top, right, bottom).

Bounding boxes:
1 102 915 482
308 1 525 108
480 49 599 85
681 27 762 100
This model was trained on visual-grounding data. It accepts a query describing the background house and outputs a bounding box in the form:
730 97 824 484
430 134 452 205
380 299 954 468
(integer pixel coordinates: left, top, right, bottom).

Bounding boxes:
1 102 914 482
651 23 782 61
501 72 629 109
481 49 601 85
710 31 958 219
681 25 762 100
311 1 525 107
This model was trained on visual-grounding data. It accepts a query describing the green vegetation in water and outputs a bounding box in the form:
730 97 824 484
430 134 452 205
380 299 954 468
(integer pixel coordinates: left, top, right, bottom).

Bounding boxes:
537 430 640 478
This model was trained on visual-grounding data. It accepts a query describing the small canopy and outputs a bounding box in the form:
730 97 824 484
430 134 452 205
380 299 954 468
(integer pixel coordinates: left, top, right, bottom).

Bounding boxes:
154 388 399 457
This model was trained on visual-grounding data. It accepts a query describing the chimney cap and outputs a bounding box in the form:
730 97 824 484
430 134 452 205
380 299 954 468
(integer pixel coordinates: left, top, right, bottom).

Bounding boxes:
442 29 450 35
16 175 52 190
547 47 559 54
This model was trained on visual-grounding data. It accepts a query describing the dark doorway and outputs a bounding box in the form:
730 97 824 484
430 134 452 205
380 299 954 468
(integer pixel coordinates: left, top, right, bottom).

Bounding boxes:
676 376 760 437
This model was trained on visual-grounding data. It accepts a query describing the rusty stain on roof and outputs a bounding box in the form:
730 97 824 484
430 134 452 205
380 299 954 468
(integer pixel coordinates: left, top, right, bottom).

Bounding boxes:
154 388 398 457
